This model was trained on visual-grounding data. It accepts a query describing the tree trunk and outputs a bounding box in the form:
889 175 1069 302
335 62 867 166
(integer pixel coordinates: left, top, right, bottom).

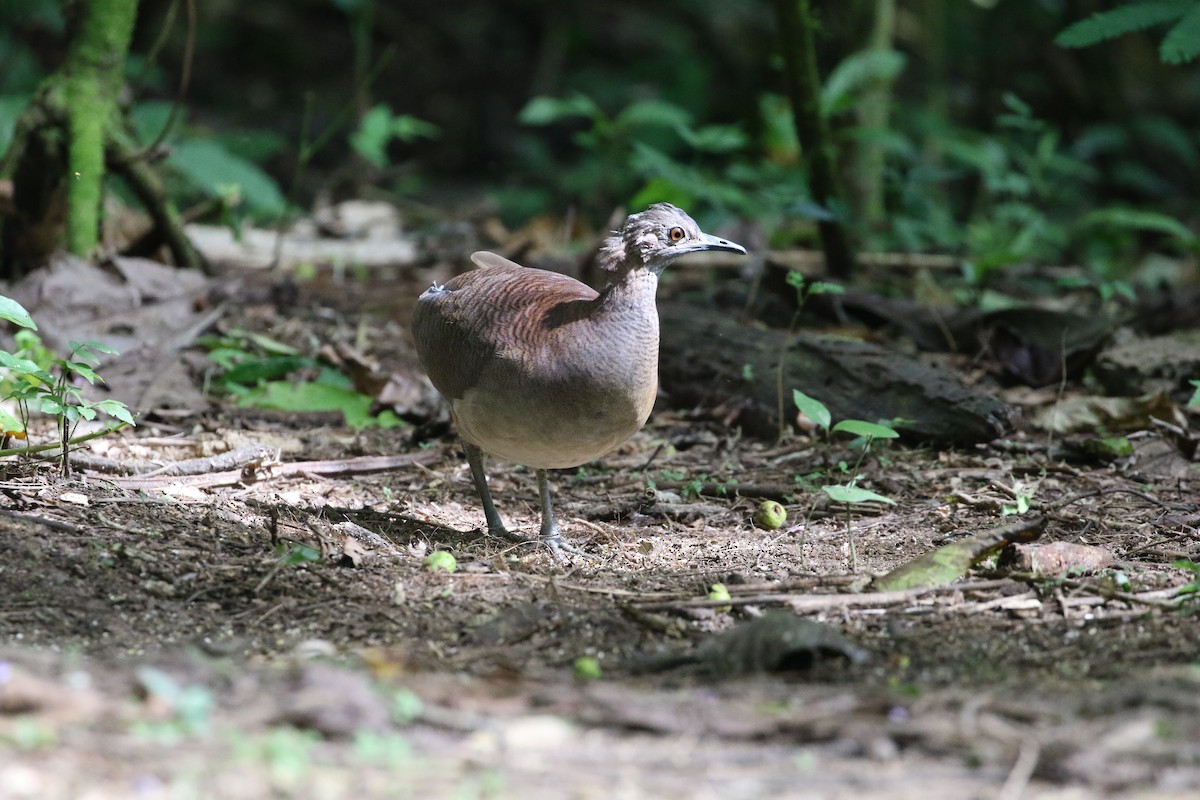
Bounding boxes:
1 0 201 277
59 0 138 256
770 0 857 280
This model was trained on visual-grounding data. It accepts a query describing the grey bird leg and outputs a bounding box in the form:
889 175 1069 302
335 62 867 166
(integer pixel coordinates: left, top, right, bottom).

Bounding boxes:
536 469 559 541
462 440 518 541
463 441 580 561
537 468 587 560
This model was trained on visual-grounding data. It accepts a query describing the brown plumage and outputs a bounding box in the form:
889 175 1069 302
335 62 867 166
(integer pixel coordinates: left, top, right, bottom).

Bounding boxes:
412 204 746 555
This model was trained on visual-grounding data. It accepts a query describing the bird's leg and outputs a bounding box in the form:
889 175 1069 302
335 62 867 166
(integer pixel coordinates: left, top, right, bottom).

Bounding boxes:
462 442 582 561
462 440 522 542
536 468 560 541
537 469 587 560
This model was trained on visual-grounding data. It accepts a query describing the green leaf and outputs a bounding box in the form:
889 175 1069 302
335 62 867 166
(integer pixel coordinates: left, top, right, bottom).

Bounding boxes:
239 381 404 430
822 485 896 505
39 397 62 415
72 339 119 357
1056 0 1192 49
792 390 831 432
282 543 322 565
615 99 692 130
630 176 694 211
130 101 177 145
0 407 24 435
831 419 899 439
390 113 440 143
350 105 440 169
169 139 287 216
518 94 601 126
65 363 99 384
0 351 50 380
93 399 136 425
0 296 36 329
219 355 315 388
1188 379 1200 408
676 123 747 153
1162 5 1200 63
805 281 845 296
1079 207 1196 244
350 106 393 168
629 143 750 209
820 49 906 118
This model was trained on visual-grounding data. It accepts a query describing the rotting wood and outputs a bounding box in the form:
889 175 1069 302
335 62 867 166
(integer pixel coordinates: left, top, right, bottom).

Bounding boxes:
658 301 1013 445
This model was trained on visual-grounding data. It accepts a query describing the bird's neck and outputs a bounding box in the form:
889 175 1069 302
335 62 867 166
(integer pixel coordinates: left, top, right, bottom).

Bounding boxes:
596 266 660 318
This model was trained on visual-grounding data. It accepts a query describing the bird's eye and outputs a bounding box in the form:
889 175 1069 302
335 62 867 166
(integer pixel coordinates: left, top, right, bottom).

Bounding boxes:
669 226 685 242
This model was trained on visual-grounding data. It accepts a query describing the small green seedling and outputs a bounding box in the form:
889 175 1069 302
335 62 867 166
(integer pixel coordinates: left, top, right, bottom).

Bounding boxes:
792 389 899 571
1001 481 1037 516
775 276 845 439
0 296 135 472
1174 559 1200 600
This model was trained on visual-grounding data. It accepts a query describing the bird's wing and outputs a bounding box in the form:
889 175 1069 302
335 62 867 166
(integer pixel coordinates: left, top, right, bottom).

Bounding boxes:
470 251 526 271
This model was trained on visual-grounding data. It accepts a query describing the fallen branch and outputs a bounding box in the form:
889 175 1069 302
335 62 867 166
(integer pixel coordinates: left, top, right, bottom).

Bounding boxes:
100 451 441 491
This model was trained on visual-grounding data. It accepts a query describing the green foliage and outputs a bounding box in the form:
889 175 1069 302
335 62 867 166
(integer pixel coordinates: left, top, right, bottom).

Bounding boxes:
1175 558 1200 598
791 389 897 568
1078 207 1198 248
1188 380 1200 408
132 667 215 741
793 389 832 432
233 727 322 789
125 101 288 219
169 139 287 216
0 296 135 468
786 272 845 305
0 94 30 154
791 389 897 502
1057 0 1200 64
822 484 895 505
820 49 907 118
279 543 321 566
350 103 440 169
1001 482 1036 516
202 330 403 429
511 92 805 226
0 296 37 330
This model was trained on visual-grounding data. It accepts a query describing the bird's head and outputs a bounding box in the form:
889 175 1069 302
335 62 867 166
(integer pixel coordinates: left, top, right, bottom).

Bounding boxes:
598 203 747 273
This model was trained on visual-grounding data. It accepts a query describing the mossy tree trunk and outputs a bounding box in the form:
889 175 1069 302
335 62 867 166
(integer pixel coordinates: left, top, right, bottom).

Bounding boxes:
770 0 857 280
1 0 200 277
59 0 138 257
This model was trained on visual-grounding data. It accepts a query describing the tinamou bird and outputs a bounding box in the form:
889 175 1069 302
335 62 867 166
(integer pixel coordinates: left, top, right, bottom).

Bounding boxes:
412 203 746 557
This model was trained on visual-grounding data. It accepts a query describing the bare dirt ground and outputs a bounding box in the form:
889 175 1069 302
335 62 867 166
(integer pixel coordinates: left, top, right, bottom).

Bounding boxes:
1 258 1199 799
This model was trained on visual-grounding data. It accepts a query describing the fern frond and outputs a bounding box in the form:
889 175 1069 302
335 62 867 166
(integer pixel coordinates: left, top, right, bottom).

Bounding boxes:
1161 3 1200 62
1056 0 1194 49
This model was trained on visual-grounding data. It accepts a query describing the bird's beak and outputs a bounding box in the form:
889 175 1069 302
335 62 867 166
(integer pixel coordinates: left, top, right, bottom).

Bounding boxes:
689 232 747 256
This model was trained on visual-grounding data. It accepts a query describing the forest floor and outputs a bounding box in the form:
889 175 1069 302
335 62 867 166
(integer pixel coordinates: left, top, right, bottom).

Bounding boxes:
1 244 1199 799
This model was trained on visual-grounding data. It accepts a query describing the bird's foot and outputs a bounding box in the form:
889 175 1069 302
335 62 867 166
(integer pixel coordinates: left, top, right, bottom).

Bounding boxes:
487 525 585 565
